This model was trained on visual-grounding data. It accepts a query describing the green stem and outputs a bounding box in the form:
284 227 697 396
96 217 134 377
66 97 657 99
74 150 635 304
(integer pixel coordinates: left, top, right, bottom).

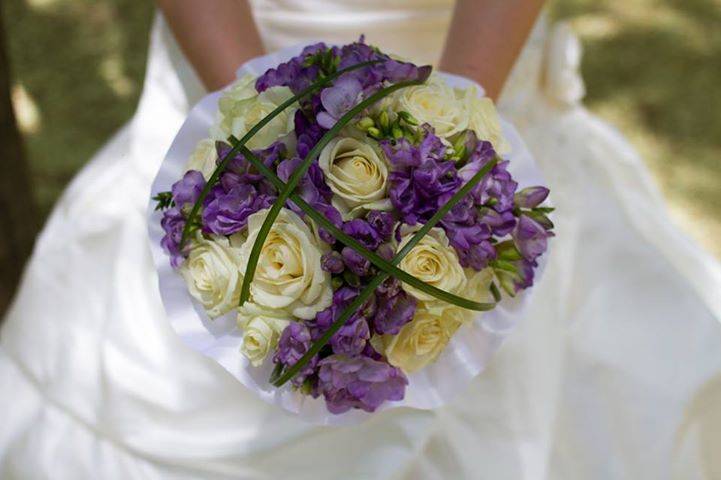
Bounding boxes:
179 60 380 250
272 156 500 387
234 140 495 312
239 75 429 307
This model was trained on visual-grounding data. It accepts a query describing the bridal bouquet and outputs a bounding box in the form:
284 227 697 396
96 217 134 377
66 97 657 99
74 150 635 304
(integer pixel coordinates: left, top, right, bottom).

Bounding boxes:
150 40 553 417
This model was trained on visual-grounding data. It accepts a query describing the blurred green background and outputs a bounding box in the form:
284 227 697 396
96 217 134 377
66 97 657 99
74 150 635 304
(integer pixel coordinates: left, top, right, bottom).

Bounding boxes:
4 0 721 257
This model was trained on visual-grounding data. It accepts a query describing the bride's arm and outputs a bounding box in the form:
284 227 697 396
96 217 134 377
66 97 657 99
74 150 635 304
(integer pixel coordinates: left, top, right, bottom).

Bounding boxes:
439 0 546 100
156 0 264 90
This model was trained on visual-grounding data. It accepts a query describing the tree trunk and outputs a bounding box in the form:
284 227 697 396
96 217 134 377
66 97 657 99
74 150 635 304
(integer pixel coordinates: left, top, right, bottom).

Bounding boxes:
0 4 40 318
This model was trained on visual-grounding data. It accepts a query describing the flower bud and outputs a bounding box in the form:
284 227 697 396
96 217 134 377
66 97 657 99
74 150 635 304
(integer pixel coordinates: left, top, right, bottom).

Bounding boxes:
321 250 345 274
514 186 550 209
342 246 371 277
379 111 390 131
367 127 382 139
357 116 374 131
398 110 419 126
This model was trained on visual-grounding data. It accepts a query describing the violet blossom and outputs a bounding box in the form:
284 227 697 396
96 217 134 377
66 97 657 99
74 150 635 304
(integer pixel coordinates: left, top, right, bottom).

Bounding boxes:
317 355 408 414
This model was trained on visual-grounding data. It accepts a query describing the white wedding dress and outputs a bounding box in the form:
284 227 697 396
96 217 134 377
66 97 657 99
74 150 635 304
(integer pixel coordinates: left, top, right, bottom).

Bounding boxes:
2 1 721 478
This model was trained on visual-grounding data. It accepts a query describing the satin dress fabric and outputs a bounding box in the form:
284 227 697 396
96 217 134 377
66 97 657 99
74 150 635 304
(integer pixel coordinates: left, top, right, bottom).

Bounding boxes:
1 2 721 478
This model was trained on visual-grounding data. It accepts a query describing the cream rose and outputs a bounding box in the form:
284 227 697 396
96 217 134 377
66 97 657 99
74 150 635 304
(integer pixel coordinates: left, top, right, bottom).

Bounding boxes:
239 208 332 319
372 304 465 373
318 136 391 219
395 74 469 139
180 234 243 318
466 94 511 155
212 74 296 150
237 304 290 367
185 138 217 180
397 226 466 303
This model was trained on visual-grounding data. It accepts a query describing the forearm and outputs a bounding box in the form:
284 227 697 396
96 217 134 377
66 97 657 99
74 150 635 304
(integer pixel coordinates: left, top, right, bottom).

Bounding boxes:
156 0 264 91
439 0 546 100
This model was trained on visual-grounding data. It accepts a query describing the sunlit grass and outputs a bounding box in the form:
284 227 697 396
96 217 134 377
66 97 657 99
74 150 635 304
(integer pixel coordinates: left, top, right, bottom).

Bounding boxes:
553 0 721 257
5 0 153 216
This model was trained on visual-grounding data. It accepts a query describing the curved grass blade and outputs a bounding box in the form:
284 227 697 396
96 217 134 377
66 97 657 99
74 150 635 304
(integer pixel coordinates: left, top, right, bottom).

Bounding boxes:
234 140 495 312
239 73 431 307
179 60 381 250
272 156 500 387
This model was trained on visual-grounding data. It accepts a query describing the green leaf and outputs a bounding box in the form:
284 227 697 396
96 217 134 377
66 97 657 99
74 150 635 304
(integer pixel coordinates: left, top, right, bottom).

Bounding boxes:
533 206 555 214
178 59 381 251
239 74 431 308
271 155 500 387
152 191 173 211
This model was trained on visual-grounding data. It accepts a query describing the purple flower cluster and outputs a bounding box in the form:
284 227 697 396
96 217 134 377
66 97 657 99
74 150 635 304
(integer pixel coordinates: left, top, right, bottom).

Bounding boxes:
382 129 511 270
317 355 408 414
160 170 205 267
274 322 318 387
201 143 280 236
256 38 430 120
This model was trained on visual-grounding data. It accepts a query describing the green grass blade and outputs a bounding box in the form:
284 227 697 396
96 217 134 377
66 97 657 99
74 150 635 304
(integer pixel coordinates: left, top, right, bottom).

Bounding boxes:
272 156 500 387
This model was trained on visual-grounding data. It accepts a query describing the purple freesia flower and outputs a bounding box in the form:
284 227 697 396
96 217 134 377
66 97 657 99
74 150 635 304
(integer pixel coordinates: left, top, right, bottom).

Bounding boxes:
256 42 327 94
513 215 550 261
312 286 360 337
202 184 275 236
274 322 318 387
321 251 345 274
214 141 281 197
373 279 417 335
336 38 431 92
342 246 371 277
311 286 373 356
514 186 550 209
171 170 205 207
294 110 325 158
317 75 363 129
160 206 186 268
331 315 370 356
160 170 206 268
478 207 517 237
342 219 382 250
317 355 408 414
366 211 394 241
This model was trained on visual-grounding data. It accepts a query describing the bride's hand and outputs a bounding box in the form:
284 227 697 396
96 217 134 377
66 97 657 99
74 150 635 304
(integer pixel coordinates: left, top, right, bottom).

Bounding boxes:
440 0 546 100
156 0 264 91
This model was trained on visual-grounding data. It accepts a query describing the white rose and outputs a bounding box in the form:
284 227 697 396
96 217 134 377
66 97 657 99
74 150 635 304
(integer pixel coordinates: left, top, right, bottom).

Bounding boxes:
397 225 466 303
212 74 296 150
395 74 469 139
318 136 391 219
237 304 290 367
239 208 332 319
185 138 217 180
371 303 465 373
180 234 243 318
466 93 511 155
